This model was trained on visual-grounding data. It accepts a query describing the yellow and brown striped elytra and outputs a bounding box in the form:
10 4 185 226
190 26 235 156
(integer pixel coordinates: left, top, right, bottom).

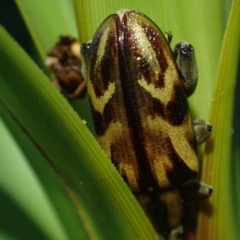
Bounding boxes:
81 10 212 239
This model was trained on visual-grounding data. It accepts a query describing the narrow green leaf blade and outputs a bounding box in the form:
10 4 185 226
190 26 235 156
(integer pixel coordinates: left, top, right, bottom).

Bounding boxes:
198 0 240 239
15 0 78 60
0 113 70 240
0 103 88 240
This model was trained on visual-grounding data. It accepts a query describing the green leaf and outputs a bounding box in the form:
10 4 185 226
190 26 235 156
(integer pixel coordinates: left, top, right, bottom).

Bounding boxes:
15 0 78 60
0 107 82 240
15 0 93 129
197 0 240 239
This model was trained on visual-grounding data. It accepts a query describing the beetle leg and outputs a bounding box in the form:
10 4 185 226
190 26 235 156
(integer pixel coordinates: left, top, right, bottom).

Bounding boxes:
193 119 213 144
168 225 183 240
173 41 198 97
180 181 213 201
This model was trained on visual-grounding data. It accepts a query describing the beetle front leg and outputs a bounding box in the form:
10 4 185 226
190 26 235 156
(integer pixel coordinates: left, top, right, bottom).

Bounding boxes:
173 42 213 144
180 181 213 201
181 119 214 201
173 41 198 97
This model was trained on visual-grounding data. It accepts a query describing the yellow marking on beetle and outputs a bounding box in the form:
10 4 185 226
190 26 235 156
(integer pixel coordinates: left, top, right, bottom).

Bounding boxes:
97 121 123 157
98 120 141 191
137 60 179 106
95 26 110 67
158 190 183 228
130 22 161 74
87 81 115 114
144 115 198 187
119 163 139 191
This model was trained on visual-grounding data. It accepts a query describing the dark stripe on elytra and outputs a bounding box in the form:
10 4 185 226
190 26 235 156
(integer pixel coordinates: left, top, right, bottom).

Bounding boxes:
121 13 160 192
166 137 197 187
185 128 198 155
152 94 166 118
166 84 188 125
124 17 169 90
141 22 169 89
131 83 166 119
90 100 112 136
148 194 170 237
119 15 169 120
89 15 119 98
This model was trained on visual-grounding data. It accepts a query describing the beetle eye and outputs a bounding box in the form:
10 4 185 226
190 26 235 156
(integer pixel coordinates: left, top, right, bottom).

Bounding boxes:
81 42 92 55
181 47 188 55
189 44 194 52
81 42 92 62
181 44 194 56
